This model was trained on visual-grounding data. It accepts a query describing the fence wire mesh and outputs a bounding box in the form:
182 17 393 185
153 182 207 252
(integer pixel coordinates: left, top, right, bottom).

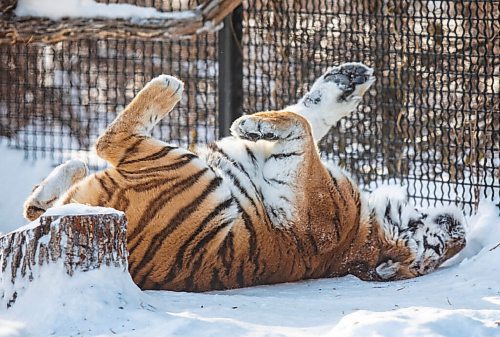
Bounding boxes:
0 0 498 214
0 0 218 169
242 0 499 214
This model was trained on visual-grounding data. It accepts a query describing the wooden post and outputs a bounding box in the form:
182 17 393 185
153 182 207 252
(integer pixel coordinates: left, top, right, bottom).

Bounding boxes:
218 5 243 137
0 209 127 308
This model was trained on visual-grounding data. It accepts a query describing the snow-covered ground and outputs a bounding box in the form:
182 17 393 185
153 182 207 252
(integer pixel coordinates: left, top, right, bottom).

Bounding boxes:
0 141 499 337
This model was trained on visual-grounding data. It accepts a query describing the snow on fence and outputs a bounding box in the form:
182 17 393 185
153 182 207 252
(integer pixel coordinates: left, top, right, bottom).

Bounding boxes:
0 0 498 214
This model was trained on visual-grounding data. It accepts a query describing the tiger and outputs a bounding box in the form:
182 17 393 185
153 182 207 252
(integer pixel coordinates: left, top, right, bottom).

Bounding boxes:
22 63 466 291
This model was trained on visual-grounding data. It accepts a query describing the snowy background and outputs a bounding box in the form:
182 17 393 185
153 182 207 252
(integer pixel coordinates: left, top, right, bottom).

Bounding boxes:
0 141 499 337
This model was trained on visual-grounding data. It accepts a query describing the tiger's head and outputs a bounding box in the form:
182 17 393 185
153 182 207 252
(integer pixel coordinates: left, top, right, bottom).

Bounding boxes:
370 186 467 280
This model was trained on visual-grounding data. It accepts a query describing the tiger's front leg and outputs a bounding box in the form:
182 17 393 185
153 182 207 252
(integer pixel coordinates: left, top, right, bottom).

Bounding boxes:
287 62 375 142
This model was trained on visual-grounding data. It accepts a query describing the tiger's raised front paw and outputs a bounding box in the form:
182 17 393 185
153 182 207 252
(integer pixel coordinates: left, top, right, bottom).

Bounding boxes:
288 62 375 142
322 63 375 102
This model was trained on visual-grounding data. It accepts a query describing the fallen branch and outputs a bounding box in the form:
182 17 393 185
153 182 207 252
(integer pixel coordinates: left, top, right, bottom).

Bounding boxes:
489 242 500 252
0 0 241 45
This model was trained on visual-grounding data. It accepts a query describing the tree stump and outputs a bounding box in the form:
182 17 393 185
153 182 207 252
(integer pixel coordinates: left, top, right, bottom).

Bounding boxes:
0 206 128 308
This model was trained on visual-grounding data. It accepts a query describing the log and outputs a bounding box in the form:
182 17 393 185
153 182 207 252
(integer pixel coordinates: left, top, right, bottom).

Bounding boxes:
0 0 242 45
0 206 127 308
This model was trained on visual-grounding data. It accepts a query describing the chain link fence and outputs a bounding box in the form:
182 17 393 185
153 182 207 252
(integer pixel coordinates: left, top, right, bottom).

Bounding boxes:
0 0 219 168
243 0 499 213
0 0 498 214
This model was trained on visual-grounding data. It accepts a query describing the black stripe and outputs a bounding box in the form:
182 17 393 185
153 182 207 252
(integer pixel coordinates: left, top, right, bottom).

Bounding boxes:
384 202 399 229
112 194 130 212
218 229 235 274
118 153 198 176
184 251 207 291
236 261 245 288
132 177 223 274
105 170 119 188
244 145 258 167
120 146 175 165
266 152 303 161
210 268 224 290
131 176 180 192
221 168 260 211
306 209 319 255
116 136 147 166
162 199 234 283
279 196 291 203
236 200 261 283
328 170 348 205
96 174 113 200
128 168 208 243
268 178 288 185
326 173 344 242
289 227 305 254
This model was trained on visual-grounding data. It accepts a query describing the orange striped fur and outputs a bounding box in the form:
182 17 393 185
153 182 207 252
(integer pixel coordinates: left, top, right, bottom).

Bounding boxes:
24 65 466 291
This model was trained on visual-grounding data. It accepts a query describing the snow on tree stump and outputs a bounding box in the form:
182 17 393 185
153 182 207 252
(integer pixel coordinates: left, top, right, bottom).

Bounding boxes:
0 205 128 308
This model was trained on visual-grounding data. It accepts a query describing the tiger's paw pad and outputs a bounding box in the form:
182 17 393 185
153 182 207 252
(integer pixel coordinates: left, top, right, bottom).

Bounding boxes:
320 62 375 102
231 115 299 141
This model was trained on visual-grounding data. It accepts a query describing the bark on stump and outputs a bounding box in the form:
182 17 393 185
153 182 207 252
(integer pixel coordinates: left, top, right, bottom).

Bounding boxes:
0 210 127 308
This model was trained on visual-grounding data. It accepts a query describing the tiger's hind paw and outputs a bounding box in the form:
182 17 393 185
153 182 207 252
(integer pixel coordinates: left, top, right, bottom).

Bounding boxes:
129 75 184 132
144 75 184 102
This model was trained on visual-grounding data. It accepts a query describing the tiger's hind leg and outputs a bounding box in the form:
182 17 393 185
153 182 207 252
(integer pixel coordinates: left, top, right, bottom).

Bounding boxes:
94 75 184 168
23 159 89 221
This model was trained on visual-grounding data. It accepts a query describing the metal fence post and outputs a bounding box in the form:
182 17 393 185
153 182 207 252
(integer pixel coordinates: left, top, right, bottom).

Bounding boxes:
218 5 243 138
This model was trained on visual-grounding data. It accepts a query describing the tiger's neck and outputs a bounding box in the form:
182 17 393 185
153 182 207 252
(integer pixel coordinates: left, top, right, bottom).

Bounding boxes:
332 214 415 282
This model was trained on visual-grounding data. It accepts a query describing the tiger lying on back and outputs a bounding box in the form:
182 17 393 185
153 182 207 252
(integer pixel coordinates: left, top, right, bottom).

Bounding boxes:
23 63 466 291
